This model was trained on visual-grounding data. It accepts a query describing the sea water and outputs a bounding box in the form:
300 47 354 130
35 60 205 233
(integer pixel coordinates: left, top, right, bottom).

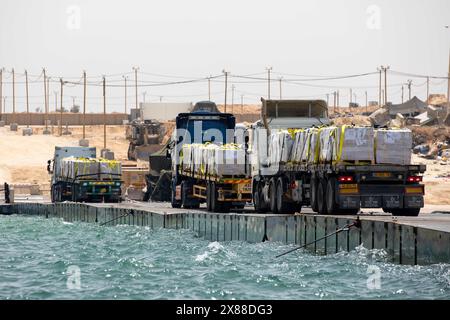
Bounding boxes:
0 215 448 300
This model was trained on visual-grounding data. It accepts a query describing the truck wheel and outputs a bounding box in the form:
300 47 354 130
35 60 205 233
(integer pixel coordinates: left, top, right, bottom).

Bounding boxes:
317 178 327 215
171 182 182 208
326 177 338 214
210 182 220 212
276 178 295 214
391 208 420 217
51 186 56 203
269 178 278 214
310 177 319 213
253 182 267 213
181 181 197 209
206 181 212 211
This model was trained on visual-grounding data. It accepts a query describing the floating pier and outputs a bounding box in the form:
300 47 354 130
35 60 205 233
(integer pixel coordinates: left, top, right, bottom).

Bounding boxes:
2 202 449 266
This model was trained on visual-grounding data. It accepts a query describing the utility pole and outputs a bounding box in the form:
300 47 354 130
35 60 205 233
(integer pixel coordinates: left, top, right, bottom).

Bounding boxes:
378 66 382 107
208 75 211 101
132 67 139 111
279 77 283 99
60 79 64 136
103 76 107 150
142 91 147 103
266 66 272 99
365 91 368 114
241 94 244 114
159 96 163 102
349 88 352 104
83 71 87 139
401 85 404 103
407 80 412 100
426 76 430 104
222 70 229 112
47 77 50 117
25 70 30 127
353 93 357 106
333 91 337 114
123 75 128 115
381 89 384 106
43 68 48 131
71 96 76 111
384 66 389 106
12 68 15 122
0 68 2 118
326 93 329 106
231 85 235 114
54 91 58 113
447 48 450 118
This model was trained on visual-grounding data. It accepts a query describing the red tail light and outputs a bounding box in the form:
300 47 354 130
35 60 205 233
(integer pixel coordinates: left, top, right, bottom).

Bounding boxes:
407 176 422 183
338 176 354 182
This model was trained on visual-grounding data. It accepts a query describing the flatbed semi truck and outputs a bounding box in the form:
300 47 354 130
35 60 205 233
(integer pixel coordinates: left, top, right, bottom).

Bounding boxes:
249 99 425 216
48 146 122 203
170 102 252 212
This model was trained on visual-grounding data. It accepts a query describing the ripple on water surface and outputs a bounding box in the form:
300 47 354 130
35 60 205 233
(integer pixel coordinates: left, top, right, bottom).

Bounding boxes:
0 215 449 300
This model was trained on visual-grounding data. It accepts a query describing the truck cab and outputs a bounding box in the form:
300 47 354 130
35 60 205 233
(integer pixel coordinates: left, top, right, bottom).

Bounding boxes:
250 99 329 177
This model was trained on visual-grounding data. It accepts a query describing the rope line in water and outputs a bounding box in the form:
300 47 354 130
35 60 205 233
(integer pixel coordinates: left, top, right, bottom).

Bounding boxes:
100 209 134 226
276 216 361 258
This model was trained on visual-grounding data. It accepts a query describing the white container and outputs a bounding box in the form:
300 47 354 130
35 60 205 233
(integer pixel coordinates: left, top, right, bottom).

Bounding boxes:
335 126 375 163
214 145 246 176
375 129 412 165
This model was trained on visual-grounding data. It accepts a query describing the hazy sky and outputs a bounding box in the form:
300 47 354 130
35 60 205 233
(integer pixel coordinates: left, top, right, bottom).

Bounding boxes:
1 0 449 112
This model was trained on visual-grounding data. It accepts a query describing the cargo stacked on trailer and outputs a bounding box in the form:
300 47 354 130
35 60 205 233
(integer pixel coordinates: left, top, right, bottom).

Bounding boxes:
48 147 122 203
249 99 425 216
169 101 252 212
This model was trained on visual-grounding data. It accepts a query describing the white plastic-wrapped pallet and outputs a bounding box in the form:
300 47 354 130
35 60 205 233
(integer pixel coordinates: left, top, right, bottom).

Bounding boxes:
268 130 293 165
99 159 121 180
334 126 375 163
318 127 338 163
192 144 205 174
375 129 412 165
181 144 193 172
213 144 246 176
290 130 307 163
303 128 319 164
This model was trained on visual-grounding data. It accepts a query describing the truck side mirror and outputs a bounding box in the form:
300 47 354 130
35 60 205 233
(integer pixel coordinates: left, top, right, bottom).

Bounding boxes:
47 160 53 174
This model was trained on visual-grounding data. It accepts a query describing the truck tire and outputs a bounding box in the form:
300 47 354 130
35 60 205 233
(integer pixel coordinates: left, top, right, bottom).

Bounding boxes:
51 186 56 203
210 182 220 212
206 181 212 211
269 178 278 214
310 177 319 213
326 177 338 214
171 181 182 208
253 181 268 213
210 182 230 213
276 177 295 214
391 208 420 217
182 181 200 209
317 178 327 215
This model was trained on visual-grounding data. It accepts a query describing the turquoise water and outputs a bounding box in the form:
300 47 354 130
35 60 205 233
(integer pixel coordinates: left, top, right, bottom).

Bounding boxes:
0 214 449 300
